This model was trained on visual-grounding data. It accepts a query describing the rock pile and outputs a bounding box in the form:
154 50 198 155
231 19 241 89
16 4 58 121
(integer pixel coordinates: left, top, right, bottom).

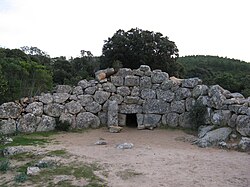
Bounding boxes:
0 65 249 148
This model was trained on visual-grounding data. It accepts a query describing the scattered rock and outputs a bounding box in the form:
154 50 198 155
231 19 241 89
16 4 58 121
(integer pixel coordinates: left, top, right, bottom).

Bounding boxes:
0 137 13 145
27 167 40 175
3 146 27 156
238 137 250 152
116 143 134 149
109 125 123 133
95 139 107 145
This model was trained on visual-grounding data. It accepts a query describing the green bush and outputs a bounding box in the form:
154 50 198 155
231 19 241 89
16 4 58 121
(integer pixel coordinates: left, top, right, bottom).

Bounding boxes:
0 159 10 173
15 172 28 183
189 101 207 130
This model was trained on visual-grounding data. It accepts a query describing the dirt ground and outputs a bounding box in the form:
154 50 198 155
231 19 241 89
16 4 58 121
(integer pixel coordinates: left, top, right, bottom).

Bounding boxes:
45 127 250 187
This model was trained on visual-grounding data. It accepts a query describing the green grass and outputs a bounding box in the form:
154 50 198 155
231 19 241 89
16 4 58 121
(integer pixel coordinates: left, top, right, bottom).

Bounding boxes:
47 149 67 156
0 159 10 173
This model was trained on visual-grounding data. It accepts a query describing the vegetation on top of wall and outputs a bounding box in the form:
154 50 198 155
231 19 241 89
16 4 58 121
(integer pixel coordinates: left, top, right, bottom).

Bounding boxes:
178 55 250 97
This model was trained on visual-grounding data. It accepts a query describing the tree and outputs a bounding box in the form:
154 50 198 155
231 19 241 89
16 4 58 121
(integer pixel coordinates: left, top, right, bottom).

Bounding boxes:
101 28 183 76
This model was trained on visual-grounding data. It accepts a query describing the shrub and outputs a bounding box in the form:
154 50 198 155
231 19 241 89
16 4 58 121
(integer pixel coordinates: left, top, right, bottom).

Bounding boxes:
0 159 10 173
189 101 207 130
15 172 28 183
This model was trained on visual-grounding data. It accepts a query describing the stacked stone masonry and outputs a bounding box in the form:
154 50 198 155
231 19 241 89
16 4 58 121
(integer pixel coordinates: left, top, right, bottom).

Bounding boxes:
0 65 250 145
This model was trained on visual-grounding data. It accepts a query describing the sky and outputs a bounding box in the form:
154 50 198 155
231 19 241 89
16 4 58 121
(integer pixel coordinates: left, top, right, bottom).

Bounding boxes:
0 0 250 62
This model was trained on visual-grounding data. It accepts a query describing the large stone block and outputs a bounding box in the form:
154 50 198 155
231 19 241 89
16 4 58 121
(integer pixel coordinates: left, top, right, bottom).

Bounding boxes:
76 112 100 129
124 75 140 86
17 113 41 133
72 86 83 95
107 100 118 127
0 119 16 135
156 89 175 102
111 76 124 86
36 115 56 132
192 85 208 98
143 114 161 129
236 115 250 137
110 94 123 104
44 103 64 117
141 89 156 99
77 95 93 106
116 68 133 77
65 101 82 114
179 112 192 128
175 88 191 100
0 102 22 119
94 91 110 104
56 85 72 94
151 70 169 84
78 79 91 89
140 76 152 89
124 96 140 104
59 113 76 128
139 65 151 72
211 110 231 126
120 104 142 114
39 93 53 104
25 102 43 116
170 100 185 114
162 113 179 127
182 78 202 88
84 86 97 95
131 86 140 96
102 82 116 93
53 93 70 103
143 99 169 114
117 86 131 96
85 101 102 113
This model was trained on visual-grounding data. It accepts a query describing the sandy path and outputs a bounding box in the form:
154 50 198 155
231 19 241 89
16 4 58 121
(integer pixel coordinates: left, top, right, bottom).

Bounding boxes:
50 128 250 187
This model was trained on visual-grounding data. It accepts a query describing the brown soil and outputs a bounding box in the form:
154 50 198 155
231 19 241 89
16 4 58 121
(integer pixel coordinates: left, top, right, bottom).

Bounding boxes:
46 127 250 187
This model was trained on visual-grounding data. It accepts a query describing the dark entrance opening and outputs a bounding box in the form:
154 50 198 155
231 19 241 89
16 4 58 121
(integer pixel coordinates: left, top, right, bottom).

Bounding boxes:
126 114 137 128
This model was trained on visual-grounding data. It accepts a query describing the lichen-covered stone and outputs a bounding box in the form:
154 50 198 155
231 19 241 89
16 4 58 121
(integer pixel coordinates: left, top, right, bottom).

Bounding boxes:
76 112 100 128
116 68 133 77
59 113 76 128
0 102 22 119
236 115 250 136
179 112 192 128
182 78 201 88
36 115 56 132
56 85 72 94
120 104 142 114
124 96 140 104
77 95 93 106
124 75 140 86
18 113 41 133
156 89 175 102
185 98 196 111
84 86 97 95
139 65 151 72
102 82 116 93
65 101 82 114
72 86 83 95
93 91 110 104
141 89 156 99
143 114 161 129
140 76 152 89
117 86 130 96
25 102 43 116
170 100 185 114
162 113 179 127
228 104 241 114
44 103 64 117
39 93 53 104
98 111 107 126
151 70 169 84
136 114 144 129
228 114 237 128
197 96 210 106
111 76 124 86
238 137 250 151
175 88 192 100
118 114 126 126
78 79 91 89
131 86 140 96
0 119 16 135
109 94 123 104
53 93 70 103
143 99 169 114
85 101 102 113
107 100 118 127
211 110 231 126
192 85 209 98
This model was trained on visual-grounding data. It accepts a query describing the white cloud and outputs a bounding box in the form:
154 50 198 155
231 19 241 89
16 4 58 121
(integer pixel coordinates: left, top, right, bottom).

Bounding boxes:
0 0 250 61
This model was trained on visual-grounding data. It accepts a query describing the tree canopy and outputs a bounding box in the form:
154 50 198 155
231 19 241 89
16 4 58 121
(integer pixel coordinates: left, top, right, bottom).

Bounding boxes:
101 28 183 76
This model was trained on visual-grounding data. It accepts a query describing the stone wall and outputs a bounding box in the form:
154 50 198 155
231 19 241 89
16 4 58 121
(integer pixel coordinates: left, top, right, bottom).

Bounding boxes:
0 65 249 147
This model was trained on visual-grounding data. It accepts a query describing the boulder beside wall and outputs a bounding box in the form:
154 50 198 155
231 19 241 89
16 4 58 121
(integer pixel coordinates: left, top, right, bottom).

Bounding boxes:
76 112 100 129
0 102 22 119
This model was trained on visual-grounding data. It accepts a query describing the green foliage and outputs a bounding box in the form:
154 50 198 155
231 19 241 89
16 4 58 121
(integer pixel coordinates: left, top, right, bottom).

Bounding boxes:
178 55 250 97
0 159 10 173
14 172 28 183
101 28 183 76
47 149 67 156
189 101 207 130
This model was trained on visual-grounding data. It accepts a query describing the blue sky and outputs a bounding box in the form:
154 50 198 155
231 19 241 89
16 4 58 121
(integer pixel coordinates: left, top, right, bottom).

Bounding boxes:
0 0 250 62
